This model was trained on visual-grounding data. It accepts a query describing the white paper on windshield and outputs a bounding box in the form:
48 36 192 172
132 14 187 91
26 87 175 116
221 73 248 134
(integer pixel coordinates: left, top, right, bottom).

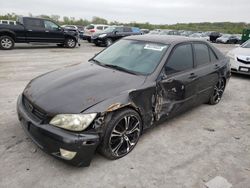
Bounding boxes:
144 44 167 51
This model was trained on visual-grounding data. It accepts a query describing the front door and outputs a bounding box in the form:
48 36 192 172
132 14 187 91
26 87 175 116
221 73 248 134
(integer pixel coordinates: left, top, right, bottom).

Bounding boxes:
155 43 198 120
44 20 65 43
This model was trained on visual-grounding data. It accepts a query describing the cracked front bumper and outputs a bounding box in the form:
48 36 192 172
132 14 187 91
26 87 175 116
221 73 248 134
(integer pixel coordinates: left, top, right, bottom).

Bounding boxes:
16 95 100 167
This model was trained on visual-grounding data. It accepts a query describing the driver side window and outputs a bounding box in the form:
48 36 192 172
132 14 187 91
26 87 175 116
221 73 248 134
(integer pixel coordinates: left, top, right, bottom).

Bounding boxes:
165 44 193 75
44 20 59 30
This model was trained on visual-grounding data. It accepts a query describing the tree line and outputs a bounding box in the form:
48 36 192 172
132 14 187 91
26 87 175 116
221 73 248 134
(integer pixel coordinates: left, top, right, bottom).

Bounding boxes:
1 13 249 34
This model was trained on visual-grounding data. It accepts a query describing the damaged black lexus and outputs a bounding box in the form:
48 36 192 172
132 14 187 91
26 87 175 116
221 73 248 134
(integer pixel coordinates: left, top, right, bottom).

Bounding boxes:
17 35 230 166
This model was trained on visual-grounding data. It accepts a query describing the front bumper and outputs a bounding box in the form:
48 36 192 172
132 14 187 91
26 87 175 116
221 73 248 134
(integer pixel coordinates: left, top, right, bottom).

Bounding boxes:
230 57 250 75
92 38 105 46
16 95 100 167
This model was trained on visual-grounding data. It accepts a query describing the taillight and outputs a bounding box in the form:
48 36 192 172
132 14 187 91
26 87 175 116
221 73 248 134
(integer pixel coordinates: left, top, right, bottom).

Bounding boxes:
90 29 95 33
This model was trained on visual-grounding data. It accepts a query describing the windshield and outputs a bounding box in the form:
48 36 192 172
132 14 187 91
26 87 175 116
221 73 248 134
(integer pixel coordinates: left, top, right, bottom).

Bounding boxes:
92 40 169 75
241 40 250 48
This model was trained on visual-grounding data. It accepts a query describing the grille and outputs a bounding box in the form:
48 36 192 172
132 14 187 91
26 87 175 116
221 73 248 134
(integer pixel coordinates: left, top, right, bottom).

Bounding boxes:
23 95 47 121
237 58 250 64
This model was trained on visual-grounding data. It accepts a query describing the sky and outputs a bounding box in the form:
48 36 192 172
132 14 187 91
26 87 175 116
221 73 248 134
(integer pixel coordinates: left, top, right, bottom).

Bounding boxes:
0 0 249 24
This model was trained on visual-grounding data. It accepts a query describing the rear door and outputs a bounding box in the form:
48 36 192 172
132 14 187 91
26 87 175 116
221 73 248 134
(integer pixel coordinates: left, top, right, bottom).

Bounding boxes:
44 20 65 42
192 42 219 104
123 27 133 36
156 43 198 119
24 18 46 42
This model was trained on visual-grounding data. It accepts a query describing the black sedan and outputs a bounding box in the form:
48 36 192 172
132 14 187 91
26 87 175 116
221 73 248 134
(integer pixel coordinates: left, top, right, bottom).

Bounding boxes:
17 35 230 167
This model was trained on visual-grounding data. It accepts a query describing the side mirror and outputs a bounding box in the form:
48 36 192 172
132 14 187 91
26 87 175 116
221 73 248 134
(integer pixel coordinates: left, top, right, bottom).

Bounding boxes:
114 31 118 35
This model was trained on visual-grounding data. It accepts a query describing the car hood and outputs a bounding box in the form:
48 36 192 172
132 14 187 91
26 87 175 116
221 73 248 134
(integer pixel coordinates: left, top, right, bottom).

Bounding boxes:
23 62 146 115
229 47 250 56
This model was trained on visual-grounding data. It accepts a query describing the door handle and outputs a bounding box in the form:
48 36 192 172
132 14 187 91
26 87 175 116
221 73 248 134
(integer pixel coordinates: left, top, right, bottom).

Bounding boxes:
189 73 197 79
45 30 49 33
28 29 33 32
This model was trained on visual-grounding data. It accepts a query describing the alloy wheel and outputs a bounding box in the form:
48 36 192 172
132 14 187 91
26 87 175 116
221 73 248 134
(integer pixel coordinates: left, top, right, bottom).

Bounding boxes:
213 79 225 103
109 115 141 157
1 38 13 49
106 39 112 46
67 39 76 48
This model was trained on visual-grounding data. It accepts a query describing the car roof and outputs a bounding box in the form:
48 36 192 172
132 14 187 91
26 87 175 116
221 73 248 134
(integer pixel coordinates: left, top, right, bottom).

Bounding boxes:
125 35 205 45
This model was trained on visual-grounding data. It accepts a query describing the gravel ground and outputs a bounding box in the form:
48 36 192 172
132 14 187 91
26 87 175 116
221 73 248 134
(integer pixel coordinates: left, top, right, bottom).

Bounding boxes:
0 41 249 188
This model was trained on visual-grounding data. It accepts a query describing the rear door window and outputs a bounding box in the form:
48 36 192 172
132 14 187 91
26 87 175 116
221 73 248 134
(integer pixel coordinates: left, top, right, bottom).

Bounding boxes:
165 44 193 75
24 18 44 29
193 43 210 66
96 26 103 30
124 27 132 32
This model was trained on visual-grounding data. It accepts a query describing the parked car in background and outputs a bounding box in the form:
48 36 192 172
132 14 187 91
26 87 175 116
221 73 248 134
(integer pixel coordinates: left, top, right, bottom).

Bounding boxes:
189 33 209 41
17 35 230 167
227 39 250 75
83 24 109 42
132 27 142 34
0 20 16 25
61 25 85 39
209 32 222 42
91 26 140 46
216 34 240 44
140 29 149 34
0 16 79 50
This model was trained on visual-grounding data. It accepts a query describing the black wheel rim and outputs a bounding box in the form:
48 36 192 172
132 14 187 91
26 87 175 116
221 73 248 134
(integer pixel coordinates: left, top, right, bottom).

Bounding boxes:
109 115 141 157
213 79 225 103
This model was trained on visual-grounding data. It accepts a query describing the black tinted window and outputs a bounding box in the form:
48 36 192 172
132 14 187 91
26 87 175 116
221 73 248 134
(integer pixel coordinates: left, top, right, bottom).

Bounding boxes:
209 48 218 62
25 18 44 28
96 26 103 30
124 27 132 32
165 44 193 74
194 43 210 66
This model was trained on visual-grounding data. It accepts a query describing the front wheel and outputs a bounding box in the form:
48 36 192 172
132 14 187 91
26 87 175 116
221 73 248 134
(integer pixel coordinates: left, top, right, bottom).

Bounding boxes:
64 38 77 48
99 109 142 160
0 36 15 50
105 38 113 47
209 78 225 105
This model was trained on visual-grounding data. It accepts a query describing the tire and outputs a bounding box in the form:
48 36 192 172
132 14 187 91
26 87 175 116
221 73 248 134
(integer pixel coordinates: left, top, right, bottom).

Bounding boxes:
64 38 77 48
209 78 225 105
105 38 113 47
87 38 91 43
99 109 142 160
0 36 15 50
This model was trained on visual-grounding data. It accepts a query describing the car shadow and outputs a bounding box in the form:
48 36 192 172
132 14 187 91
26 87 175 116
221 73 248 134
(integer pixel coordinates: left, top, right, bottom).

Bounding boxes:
231 73 250 79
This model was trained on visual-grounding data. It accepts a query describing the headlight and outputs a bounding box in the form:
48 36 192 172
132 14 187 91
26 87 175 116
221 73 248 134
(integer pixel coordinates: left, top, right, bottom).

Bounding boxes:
99 34 107 38
50 113 97 131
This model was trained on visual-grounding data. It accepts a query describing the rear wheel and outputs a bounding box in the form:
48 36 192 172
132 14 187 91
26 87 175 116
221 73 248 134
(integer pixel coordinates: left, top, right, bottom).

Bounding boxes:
209 78 225 105
100 109 142 160
64 38 77 48
0 36 14 50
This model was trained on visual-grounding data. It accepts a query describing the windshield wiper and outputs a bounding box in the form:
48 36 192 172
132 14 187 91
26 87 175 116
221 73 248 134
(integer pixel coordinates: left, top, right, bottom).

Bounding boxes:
103 64 138 75
90 58 104 66
90 59 137 75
